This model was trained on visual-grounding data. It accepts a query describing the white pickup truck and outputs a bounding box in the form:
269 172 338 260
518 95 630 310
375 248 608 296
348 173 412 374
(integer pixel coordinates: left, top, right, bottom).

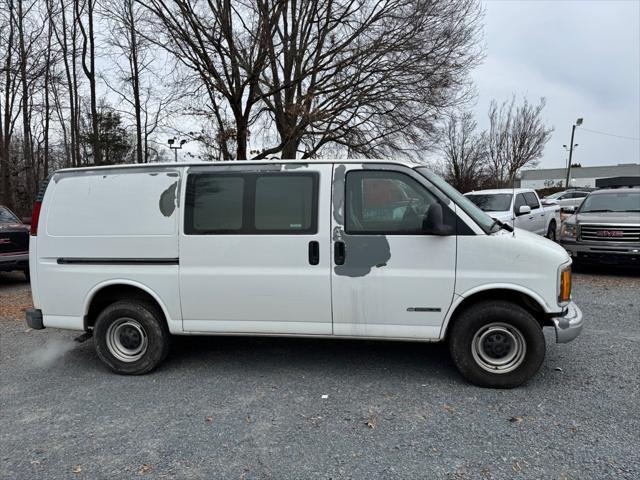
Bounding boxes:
465 188 561 240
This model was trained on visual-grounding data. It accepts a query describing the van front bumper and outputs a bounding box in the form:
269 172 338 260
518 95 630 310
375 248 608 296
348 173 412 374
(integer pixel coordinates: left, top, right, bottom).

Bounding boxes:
550 302 583 343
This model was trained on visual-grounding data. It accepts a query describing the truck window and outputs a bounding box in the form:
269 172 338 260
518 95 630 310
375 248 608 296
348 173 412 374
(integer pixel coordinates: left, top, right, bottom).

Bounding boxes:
0 206 19 224
185 172 318 235
524 192 540 209
514 193 527 212
345 170 452 234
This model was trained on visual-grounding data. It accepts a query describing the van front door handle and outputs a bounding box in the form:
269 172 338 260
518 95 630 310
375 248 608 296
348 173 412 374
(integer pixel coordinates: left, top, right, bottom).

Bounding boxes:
334 241 345 265
308 241 320 265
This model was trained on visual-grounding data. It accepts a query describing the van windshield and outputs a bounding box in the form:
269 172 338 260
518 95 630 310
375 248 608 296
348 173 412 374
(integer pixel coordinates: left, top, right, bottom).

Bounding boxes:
415 168 495 233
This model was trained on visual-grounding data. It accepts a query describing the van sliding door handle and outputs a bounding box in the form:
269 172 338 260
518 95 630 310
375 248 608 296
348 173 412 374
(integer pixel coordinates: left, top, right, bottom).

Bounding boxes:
334 241 345 265
308 241 320 265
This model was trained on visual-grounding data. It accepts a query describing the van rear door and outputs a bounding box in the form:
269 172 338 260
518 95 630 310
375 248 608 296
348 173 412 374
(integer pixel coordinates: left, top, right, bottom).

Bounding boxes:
179 164 333 334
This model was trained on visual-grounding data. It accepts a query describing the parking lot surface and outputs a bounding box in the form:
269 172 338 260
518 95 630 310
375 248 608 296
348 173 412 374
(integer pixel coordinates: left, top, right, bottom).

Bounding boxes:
1 267 639 479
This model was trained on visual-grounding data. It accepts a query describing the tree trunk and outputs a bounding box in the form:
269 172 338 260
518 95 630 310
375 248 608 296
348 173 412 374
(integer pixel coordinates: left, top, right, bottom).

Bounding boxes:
17 0 34 199
127 0 143 163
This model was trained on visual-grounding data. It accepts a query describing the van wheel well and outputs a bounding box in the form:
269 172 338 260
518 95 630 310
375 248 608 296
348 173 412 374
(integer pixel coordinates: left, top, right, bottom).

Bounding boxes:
446 289 549 338
85 285 166 331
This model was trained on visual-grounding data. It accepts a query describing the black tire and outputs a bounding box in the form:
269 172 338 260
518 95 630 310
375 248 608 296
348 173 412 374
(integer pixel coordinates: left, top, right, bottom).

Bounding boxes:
23 269 30 282
94 300 171 375
448 300 545 388
546 221 557 242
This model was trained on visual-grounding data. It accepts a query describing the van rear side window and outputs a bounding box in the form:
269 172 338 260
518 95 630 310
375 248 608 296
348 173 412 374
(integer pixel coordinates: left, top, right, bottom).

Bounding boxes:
189 176 244 232
185 172 318 235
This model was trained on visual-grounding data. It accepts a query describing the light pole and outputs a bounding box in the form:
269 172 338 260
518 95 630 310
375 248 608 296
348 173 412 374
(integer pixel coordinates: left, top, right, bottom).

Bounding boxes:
168 138 187 162
564 118 583 188
562 143 578 171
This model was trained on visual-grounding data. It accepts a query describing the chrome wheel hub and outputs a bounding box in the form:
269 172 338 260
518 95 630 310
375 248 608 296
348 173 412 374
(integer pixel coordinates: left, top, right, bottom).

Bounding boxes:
106 318 148 362
471 322 526 374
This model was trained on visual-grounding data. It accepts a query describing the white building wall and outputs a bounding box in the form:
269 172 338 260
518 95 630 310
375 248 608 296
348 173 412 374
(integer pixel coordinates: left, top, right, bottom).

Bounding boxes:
521 177 597 189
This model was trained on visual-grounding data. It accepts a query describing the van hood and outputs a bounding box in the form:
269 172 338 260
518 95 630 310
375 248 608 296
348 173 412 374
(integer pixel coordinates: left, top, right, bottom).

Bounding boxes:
494 226 570 264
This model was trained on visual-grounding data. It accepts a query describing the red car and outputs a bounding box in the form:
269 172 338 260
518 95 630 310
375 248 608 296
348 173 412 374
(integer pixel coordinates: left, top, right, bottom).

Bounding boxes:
0 205 30 280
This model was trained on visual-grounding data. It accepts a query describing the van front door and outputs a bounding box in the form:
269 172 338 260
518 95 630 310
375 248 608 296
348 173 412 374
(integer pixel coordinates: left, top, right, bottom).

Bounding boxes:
179 164 333 335
330 164 457 339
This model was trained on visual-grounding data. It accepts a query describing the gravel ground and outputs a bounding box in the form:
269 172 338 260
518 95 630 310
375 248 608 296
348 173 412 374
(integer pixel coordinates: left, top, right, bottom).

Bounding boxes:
1 267 639 479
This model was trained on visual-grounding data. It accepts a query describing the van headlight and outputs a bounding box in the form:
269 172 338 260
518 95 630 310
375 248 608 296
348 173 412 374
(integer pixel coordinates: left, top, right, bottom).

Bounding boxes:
561 222 577 240
558 264 572 305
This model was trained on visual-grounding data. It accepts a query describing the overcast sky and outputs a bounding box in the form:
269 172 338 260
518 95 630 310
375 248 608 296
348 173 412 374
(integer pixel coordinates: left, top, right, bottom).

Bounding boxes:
472 0 640 171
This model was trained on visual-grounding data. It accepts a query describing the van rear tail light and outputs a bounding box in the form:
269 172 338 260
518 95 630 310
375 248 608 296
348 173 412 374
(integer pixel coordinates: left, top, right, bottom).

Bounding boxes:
558 266 572 304
30 201 42 236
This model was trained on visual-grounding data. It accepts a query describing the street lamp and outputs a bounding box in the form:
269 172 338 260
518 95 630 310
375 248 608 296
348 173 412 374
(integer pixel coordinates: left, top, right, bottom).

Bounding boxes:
168 138 187 162
564 118 583 188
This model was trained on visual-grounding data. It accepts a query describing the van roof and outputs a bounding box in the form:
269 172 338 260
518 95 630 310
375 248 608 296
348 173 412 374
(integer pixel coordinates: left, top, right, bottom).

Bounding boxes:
54 158 421 174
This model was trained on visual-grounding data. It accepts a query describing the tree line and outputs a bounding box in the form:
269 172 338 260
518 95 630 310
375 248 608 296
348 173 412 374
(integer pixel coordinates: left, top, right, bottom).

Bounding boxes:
1 0 552 216
439 96 553 192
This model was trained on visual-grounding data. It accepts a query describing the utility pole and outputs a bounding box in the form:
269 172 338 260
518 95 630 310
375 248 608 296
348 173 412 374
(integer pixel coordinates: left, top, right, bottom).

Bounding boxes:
564 118 583 187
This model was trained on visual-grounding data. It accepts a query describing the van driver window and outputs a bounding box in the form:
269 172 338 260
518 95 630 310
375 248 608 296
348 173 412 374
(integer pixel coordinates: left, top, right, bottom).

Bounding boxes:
345 170 444 234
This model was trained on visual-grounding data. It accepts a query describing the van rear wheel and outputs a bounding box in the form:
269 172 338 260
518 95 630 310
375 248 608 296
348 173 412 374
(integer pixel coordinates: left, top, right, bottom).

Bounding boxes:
448 300 545 388
94 300 170 375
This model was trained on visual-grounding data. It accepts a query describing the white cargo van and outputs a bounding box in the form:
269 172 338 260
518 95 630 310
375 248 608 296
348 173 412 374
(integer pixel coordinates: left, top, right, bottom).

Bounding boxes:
26 161 583 388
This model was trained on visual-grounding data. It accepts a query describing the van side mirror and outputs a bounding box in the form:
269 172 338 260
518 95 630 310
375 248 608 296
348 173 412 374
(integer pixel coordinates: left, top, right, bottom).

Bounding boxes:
422 204 453 236
516 205 531 216
561 206 576 214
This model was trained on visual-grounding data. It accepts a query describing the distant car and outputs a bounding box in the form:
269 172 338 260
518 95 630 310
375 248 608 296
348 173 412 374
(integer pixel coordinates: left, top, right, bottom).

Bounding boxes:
544 190 590 209
0 205 30 279
464 188 561 240
560 188 640 265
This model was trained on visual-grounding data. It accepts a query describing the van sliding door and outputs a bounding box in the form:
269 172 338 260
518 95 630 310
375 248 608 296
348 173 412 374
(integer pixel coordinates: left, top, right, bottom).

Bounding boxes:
179 164 333 335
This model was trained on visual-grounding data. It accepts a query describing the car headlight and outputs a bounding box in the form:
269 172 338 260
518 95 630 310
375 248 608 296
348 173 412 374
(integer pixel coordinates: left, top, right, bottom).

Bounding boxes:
561 223 577 239
558 264 572 305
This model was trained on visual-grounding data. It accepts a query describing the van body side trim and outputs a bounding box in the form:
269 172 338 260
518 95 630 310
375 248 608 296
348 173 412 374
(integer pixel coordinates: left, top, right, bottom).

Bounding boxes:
57 257 179 265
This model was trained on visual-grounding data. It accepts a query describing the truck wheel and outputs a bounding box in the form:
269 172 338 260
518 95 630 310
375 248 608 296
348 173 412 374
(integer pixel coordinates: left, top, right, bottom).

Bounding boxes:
23 269 30 282
448 300 545 388
94 300 170 375
546 221 557 242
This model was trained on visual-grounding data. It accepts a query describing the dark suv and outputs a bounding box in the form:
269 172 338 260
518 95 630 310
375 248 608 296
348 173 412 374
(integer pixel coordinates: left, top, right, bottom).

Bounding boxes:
559 188 640 265
0 205 30 279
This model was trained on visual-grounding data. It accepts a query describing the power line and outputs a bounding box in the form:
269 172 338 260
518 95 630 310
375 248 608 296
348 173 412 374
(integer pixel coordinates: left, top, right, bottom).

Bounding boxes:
577 127 640 142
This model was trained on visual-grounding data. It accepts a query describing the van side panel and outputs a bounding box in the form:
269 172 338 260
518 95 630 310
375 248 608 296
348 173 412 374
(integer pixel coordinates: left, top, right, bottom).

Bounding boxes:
36 170 182 331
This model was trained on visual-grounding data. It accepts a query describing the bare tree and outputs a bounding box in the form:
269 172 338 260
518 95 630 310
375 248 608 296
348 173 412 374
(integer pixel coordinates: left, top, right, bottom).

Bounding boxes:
100 0 174 163
252 0 483 159
440 112 485 192
139 0 482 160
485 96 553 187
137 0 280 160
0 0 20 208
76 0 101 164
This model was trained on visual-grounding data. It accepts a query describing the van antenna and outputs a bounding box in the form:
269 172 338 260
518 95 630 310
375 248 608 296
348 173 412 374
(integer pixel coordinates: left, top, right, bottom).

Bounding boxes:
511 172 516 237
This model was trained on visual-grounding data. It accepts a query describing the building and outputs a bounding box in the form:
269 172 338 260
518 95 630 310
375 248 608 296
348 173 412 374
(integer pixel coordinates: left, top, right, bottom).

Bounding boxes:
520 163 640 189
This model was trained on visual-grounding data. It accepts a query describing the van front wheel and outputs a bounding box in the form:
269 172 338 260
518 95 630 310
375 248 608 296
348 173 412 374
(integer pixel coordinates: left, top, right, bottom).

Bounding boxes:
448 300 545 388
94 300 170 375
